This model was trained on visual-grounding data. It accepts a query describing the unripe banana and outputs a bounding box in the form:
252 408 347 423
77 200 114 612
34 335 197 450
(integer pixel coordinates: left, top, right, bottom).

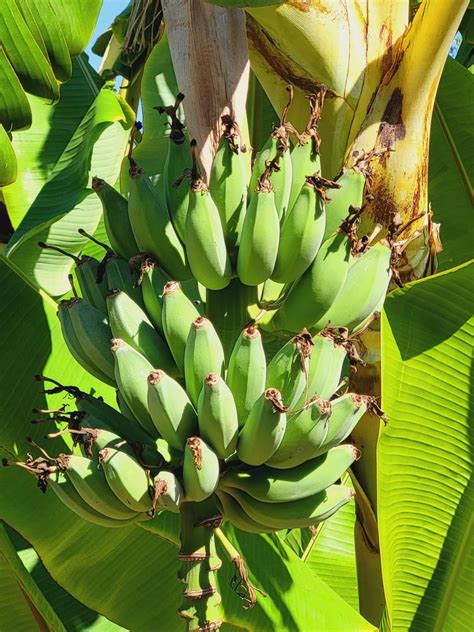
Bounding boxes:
140 258 170 333
266 398 332 469
266 330 313 410
48 470 140 528
184 317 225 406
154 470 183 513
58 454 139 520
249 91 293 221
182 437 220 502
271 229 352 333
147 369 198 451
57 301 113 385
76 392 155 446
236 388 288 466
312 393 368 457
103 252 145 310
156 93 190 242
272 177 326 283
185 141 232 290
99 446 153 513
226 326 266 426
295 333 346 406
216 491 277 534
197 373 239 459
75 256 108 314
237 171 280 286
224 484 353 529
161 281 201 375
221 444 357 503
128 161 190 280
64 298 115 383
111 339 157 437
287 91 324 212
320 243 392 332
106 288 177 376
92 176 139 260
209 115 247 258
323 168 365 240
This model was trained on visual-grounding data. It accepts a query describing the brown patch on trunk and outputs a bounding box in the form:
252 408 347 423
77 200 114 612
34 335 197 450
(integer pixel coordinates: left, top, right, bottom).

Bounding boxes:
377 88 405 151
246 16 340 98
287 0 330 13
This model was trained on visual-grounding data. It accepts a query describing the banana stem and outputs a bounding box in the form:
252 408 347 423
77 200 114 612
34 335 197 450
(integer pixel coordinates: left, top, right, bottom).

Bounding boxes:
206 279 259 360
215 527 258 609
178 500 223 631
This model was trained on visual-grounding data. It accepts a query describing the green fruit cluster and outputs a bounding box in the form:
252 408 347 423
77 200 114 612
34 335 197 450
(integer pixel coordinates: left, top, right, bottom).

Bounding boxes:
9 86 392 628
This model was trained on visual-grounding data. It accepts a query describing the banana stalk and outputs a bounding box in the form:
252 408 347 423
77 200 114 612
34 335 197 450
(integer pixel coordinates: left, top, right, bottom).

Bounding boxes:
178 499 223 631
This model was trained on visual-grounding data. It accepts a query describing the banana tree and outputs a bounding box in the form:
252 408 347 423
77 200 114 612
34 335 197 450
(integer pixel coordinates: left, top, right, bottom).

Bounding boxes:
0 1 472 631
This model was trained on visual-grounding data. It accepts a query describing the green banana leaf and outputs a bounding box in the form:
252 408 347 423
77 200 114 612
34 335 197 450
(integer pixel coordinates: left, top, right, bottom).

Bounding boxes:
430 58 474 271
0 522 66 632
2 56 134 296
379 260 474 631
0 0 101 128
0 254 374 631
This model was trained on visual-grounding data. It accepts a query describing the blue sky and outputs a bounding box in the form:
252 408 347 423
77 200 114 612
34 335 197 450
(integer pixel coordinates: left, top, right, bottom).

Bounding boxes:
86 0 129 70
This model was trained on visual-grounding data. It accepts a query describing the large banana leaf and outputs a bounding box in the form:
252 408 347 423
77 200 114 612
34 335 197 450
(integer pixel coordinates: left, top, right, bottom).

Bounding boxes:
2 56 134 296
0 255 374 631
379 260 473 631
430 58 474 271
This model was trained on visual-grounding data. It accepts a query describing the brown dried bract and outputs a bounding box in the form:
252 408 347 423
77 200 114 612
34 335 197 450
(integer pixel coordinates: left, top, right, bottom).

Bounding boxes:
264 388 289 413
186 437 203 470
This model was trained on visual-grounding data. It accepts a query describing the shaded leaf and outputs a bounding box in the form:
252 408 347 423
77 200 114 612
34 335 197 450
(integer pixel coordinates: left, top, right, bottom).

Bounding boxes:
379 260 473 630
430 58 474 270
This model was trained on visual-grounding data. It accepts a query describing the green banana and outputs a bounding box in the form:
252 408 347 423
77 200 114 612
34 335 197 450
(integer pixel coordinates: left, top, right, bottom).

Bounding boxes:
75 255 108 313
220 444 357 503
323 168 365 241
184 317 225 406
140 258 170 333
236 169 280 286
209 115 247 258
107 288 177 375
312 393 368 457
185 141 232 290
59 298 115 384
154 470 183 513
319 242 392 332
48 470 140 528
156 93 190 242
216 491 277 534
111 338 157 437
226 325 266 427
76 392 155 446
249 89 293 220
147 369 198 451
92 176 139 260
295 333 346 405
128 161 190 280
265 398 332 469
58 453 139 520
272 177 326 283
102 252 145 309
224 484 353 529
270 228 352 333
99 445 153 513
287 91 324 213
197 373 239 459
182 437 220 502
161 281 200 375
236 388 288 466
57 301 113 385
266 330 313 410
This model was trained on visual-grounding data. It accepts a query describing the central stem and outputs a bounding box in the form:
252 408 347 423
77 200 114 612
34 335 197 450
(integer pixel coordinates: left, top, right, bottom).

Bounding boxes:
178 499 223 632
